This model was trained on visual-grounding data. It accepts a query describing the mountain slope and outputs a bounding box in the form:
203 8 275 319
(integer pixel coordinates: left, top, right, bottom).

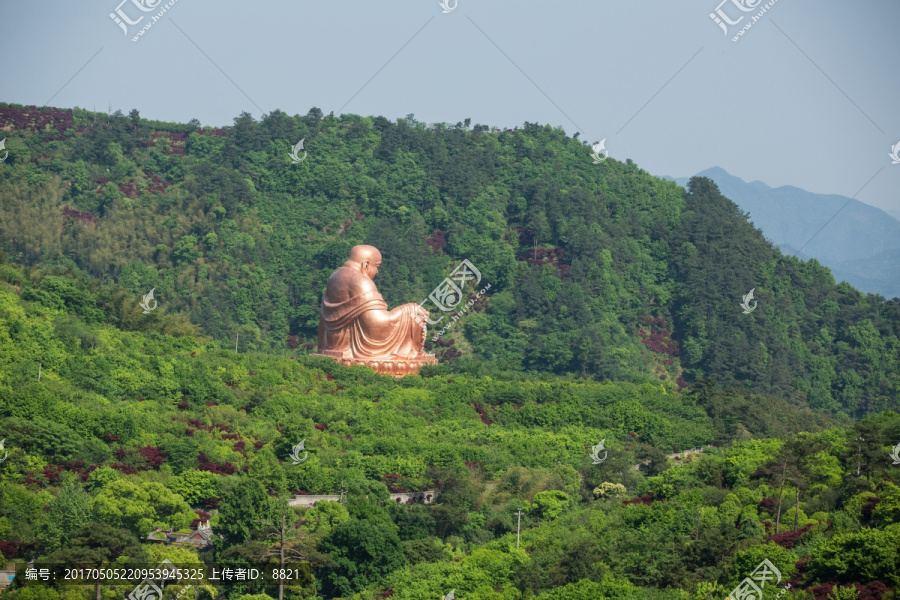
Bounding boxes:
1 103 899 417
668 167 900 298
4 252 900 599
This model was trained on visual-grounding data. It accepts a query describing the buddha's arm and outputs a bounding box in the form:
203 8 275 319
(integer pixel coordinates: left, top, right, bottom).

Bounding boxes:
351 278 429 344
353 304 428 353
359 303 429 328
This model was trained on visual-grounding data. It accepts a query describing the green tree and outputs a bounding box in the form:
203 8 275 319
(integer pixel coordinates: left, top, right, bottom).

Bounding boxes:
173 235 202 265
159 436 199 475
851 421 884 482
217 479 273 545
530 490 570 521
343 478 392 527
92 480 190 536
248 446 287 495
37 478 93 553
167 469 220 506
302 501 350 536
808 523 900 586
828 586 860 600
40 523 147 600
729 543 797 591
253 497 330 600
84 466 121 492
534 574 638 600
319 519 407 597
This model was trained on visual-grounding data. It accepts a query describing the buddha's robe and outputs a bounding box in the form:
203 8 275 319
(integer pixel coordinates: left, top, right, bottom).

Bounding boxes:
317 265 427 360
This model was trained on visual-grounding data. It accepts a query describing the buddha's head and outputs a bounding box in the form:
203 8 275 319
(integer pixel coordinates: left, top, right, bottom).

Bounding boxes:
349 245 382 279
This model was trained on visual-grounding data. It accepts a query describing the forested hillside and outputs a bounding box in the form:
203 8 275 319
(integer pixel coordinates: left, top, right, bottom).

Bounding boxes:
669 167 900 299
1 255 899 599
1 103 899 418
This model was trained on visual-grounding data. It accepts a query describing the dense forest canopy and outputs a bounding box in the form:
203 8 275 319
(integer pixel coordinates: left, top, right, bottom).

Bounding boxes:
0 253 898 599
1 103 898 418
1 103 899 600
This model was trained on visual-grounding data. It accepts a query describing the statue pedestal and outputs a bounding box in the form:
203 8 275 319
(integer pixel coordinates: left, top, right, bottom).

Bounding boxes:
312 354 438 378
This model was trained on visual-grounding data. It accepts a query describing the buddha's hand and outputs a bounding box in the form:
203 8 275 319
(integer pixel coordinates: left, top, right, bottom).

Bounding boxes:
411 304 430 345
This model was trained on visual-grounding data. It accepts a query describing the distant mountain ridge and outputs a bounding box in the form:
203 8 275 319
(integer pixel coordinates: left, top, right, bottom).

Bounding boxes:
667 167 900 298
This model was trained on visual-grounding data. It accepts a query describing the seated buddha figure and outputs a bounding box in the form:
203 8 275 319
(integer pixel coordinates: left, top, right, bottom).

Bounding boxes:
316 245 437 375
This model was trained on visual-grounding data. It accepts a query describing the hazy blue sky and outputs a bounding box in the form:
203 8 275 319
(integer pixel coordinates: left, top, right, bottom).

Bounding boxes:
2 0 898 217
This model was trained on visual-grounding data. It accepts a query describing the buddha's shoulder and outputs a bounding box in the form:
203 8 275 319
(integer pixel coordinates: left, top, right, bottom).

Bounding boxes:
328 266 376 292
354 276 379 294
328 265 356 281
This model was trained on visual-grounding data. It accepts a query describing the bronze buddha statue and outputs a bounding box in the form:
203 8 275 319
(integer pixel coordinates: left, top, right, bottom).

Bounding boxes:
316 245 437 376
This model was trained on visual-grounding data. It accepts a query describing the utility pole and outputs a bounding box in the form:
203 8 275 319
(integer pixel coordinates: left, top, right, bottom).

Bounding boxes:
515 509 523 549
38 363 41 382
235 332 239 353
